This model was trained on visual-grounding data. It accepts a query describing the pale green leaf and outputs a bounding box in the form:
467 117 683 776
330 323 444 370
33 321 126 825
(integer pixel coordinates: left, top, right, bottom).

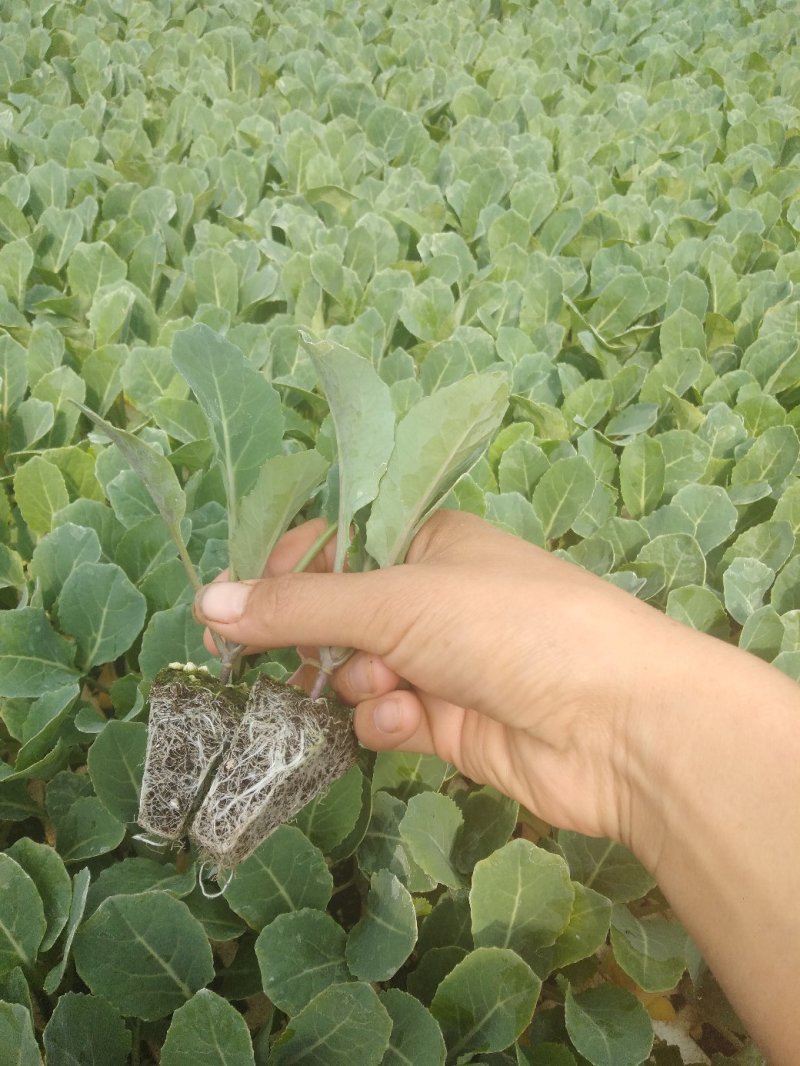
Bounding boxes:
346 870 417 982
73 893 214 1021
256 908 352 1015
230 450 328 580
470 840 574 966
0 609 78 698
430 947 540 1060
270 983 392 1066
564 984 653 1066
160 989 255 1066
531 456 595 539
302 333 395 571
13 456 69 536
57 562 146 670
367 373 509 566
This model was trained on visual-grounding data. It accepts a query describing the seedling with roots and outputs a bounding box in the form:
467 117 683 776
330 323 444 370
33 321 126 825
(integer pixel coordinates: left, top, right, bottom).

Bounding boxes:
76 324 508 871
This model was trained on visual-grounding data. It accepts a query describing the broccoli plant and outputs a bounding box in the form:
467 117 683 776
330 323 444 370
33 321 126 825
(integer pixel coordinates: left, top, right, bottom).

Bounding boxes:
78 324 508 873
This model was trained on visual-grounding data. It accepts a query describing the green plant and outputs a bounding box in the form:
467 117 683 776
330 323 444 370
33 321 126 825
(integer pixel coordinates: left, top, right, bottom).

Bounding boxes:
0 0 794 1060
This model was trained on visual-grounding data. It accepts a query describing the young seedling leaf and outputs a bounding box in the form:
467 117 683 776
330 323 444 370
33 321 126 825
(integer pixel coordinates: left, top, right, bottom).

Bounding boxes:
73 401 190 566
470 840 575 966
366 372 509 566
230 449 329 580
0 855 47 974
430 947 541 1059
172 324 284 573
346 869 417 982
301 332 395 571
5 839 72 953
160 989 255 1066
256 908 352 1015
564 984 653 1066
0 1003 41 1066
269 982 392 1066
57 561 146 671
73 892 214 1021
0 608 79 698
379 989 447 1066
43 992 131 1066
223 825 333 931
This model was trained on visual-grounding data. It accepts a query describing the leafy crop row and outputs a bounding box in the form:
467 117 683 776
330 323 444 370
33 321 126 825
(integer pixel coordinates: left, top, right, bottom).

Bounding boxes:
0 0 798 1062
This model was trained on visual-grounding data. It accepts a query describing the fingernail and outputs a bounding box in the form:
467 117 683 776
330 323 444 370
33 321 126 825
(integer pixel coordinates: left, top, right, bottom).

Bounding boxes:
194 582 250 624
373 699 403 735
346 655 375 699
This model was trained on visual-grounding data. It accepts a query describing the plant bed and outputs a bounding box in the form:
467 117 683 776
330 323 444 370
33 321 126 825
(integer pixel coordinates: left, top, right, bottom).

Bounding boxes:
189 675 358 869
137 664 247 843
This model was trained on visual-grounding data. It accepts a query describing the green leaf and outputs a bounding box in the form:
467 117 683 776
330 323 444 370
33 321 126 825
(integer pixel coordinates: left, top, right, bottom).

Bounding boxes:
270 983 392 1066
192 248 240 317
13 456 69 535
723 558 776 625
666 585 729 638
670 484 738 553
138 603 213 680
0 855 47 974
486 492 546 546
172 324 283 560
730 425 799 493
371 752 449 802
430 947 541 1060
558 833 655 903
230 449 328 580
604 404 659 440
302 334 395 571
564 984 653 1066
0 608 78 698
73 892 214 1021
57 562 146 670
5 839 71 953
74 402 187 540
470 840 574 967
43 866 90 996
184 885 246 943
379 989 446 1066
86 859 196 917
587 276 649 338
256 908 352 1015
42 992 131 1066
0 1002 41 1066
55 797 126 864
610 904 688 993
87 721 147 823
548 882 612 971
635 534 706 600
722 520 794 574
454 786 519 874
619 437 665 519
346 869 417 982
739 605 785 661
160 989 255 1066
292 765 363 853
531 456 596 539
223 825 332 932
399 792 464 890
67 242 127 304
367 373 509 566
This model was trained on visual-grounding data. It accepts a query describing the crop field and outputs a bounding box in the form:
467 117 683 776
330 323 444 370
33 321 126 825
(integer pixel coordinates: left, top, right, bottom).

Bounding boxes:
0 0 798 1062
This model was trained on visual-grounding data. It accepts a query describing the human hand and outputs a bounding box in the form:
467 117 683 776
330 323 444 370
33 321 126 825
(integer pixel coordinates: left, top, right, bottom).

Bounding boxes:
194 509 710 851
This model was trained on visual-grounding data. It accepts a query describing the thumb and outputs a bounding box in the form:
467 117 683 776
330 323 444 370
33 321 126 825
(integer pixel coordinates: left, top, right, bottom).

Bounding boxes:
193 570 399 658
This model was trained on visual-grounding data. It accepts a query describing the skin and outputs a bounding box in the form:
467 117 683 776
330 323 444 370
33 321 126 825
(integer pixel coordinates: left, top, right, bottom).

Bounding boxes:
195 511 800 1062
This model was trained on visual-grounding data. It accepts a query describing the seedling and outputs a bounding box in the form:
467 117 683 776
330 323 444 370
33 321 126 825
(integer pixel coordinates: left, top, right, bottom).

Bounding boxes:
77 323 508 870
